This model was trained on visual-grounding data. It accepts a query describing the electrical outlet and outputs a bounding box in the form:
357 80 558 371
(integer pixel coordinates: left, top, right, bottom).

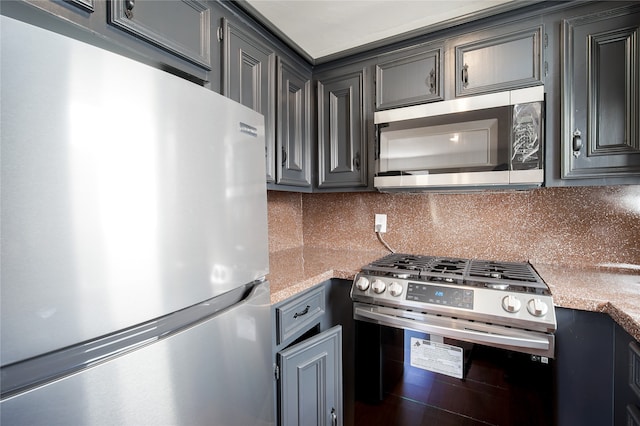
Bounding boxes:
375 214 387 233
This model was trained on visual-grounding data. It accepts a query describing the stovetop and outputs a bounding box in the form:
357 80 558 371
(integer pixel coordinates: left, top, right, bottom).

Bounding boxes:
352 253 556 333
362 253 550 294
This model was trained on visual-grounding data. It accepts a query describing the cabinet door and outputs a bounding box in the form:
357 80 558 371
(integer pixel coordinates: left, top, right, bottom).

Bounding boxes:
109 0 211 69
454 25 543 97
317 69 368 189
277 58 312 187
555 308 614 425
222 18 276 182
375 45 443 110
278 325 343 426
561 5 640 179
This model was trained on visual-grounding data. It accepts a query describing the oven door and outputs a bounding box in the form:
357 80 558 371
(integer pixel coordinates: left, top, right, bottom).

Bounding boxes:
353 302 555 358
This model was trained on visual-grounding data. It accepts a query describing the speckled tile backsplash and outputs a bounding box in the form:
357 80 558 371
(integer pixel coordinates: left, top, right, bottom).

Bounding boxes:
267 191 304 252
268 185 640 267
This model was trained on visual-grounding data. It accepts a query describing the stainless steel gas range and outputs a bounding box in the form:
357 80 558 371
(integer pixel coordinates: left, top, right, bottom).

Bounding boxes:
351 253 556 359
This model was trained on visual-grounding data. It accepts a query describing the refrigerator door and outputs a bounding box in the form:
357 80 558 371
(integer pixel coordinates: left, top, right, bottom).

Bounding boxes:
1 282 274 426
1 16 268 365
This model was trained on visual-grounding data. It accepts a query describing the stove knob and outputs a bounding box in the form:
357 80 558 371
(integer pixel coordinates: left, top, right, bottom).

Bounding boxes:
501 295 522 313
371 279 387 294
527 298 549 317
388 282 403 297
355 276 370 291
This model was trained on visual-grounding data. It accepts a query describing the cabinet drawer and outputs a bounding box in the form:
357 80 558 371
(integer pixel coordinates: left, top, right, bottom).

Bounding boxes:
276 286 326 345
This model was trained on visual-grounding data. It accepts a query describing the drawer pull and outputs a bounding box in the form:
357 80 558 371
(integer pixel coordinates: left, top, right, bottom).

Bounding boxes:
293 305 310 319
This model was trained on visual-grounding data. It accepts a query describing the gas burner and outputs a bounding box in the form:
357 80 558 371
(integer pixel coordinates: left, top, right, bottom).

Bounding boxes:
486 283 509 290
429 259 467 275
428 276 456 283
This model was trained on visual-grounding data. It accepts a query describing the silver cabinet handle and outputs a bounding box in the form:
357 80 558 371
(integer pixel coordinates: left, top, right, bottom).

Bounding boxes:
572 129 582 157
353 152 361 171
281 147 287 165
125 0 135 18
428 69 435 94
331 408 337 426
461 64 469 88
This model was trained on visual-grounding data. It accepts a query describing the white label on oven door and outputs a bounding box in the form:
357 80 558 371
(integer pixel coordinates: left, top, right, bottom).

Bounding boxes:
410 337 463 379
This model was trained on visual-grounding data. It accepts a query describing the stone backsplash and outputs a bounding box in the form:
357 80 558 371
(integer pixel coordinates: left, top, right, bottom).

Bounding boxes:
268 185 640 267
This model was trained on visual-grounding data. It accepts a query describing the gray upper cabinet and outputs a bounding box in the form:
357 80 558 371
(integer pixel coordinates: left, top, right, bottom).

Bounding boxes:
375 43 443 110
316 66 369 189
276 57 312 188
109 0 212 70
278 325 343 426
222 17 276 182
561 4 640 180
452 24 544 97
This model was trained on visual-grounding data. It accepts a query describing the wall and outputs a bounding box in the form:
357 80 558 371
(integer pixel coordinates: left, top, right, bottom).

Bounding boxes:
268 185 640 267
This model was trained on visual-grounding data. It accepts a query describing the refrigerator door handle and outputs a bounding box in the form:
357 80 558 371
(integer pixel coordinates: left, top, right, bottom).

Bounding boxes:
1 281 261 400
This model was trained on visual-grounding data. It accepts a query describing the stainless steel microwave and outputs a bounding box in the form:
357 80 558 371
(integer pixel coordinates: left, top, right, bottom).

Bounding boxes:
374 86 544 191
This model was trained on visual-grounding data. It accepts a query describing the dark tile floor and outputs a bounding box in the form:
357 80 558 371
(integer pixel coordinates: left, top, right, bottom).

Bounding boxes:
354 345 553 426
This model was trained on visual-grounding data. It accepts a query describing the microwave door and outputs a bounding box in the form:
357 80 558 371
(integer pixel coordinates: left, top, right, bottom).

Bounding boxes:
378 119 501 174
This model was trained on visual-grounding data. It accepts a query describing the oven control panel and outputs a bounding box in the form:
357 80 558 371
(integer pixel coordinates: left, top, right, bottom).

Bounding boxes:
351 274 557 333
406 282 474 309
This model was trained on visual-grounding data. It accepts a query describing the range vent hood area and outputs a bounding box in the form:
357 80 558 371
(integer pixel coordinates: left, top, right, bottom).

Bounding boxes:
374 86 545 192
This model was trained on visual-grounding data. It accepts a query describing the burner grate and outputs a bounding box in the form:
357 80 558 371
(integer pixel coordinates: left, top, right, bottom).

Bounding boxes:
362 253 549 293
468 260 538 283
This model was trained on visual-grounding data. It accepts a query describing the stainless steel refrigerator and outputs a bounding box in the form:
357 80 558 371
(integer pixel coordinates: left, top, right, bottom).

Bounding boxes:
1 15 274 425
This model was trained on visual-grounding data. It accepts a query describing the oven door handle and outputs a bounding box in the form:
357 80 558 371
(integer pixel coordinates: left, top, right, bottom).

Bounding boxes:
354 305 553 353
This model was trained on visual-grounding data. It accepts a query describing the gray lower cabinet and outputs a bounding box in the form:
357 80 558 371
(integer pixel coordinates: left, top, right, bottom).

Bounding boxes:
278 325 343 426
108 0 212 70
273 283 346 426
316 67 369 189
616 326 640 425
560 4 640 180
375 43 443 110
555 307 640 426
451 22 544 97
276 57 312 188
222 17 277 182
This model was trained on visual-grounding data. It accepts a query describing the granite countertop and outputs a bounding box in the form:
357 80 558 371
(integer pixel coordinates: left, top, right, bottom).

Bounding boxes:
268 247 640 342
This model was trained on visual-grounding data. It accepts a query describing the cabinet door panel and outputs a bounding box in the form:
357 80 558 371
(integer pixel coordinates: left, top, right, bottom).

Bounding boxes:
223 19 276 182
278 325 343 426
109 0 211 69
376 46 443 110
277 58 312 187
455 26 543 96
317 70 368 188
561 6 640 179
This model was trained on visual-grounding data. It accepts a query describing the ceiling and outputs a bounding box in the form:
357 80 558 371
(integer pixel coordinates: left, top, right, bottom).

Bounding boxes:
240 0 535 63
